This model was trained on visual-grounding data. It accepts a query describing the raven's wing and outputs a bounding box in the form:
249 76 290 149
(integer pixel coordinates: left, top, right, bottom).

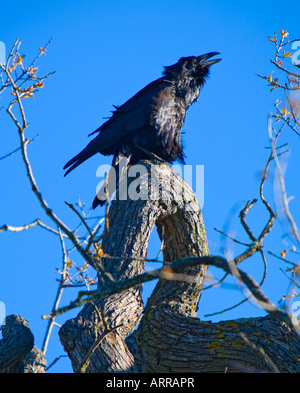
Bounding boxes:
64 78 172 175
90 78 172 153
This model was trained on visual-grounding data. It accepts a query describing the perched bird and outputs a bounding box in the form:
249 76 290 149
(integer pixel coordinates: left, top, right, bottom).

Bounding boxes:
64 53 221 208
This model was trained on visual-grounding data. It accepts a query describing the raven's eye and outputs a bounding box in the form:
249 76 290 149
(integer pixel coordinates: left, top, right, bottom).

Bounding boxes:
192 58 197 64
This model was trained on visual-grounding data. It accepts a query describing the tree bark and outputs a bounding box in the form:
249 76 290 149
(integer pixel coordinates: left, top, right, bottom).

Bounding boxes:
0 314 46 373
59 160 300 373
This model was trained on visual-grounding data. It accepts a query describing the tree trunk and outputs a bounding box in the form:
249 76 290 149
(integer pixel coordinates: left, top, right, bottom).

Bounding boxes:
0 314 46 373
59 160 300 373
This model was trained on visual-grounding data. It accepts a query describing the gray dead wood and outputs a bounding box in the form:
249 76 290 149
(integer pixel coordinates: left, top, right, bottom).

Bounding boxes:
58 161 300 373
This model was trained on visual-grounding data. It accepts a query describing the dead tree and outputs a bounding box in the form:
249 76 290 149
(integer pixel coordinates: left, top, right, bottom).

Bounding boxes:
58 161 300 373
1 35 300 373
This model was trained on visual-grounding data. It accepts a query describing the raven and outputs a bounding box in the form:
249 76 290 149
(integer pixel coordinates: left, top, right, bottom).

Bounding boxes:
64 53 221 208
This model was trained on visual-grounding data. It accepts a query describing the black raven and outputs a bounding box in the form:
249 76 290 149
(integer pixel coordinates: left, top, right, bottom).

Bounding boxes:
64 53 221 208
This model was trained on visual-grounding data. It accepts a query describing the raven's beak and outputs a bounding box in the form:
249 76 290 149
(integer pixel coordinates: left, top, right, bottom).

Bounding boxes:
199 52 222 66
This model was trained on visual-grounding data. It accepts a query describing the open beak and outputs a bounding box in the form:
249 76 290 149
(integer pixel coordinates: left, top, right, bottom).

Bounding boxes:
199 52 222 66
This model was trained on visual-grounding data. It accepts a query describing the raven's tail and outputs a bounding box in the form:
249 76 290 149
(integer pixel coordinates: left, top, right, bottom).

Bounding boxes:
63 140 98 176
92 193 105 208
92 155 130 209
92 181 111 209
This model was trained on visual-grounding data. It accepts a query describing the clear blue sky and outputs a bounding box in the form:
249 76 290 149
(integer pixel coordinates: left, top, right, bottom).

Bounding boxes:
1 0 300 372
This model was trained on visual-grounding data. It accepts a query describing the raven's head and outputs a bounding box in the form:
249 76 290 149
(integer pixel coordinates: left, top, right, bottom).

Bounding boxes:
163 52 222 83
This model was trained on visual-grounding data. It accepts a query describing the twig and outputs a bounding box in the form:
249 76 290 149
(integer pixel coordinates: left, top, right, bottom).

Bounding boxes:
274 104 300 136
45 355 68 372
41 228 69 355
214 227 250 247
0 135 39 161
65 201 93 239
0 219 40 233
270 59 300 79
239 199 258 242
42 255 292 328
268 116 300 244
268 251 297 266
258 151 277 242
0 218 68 237
285 88 300 128
205 249 268 318
205 297 250 318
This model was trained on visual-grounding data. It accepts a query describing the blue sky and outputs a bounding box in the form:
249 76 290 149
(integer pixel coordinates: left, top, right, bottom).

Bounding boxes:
1 0 300 372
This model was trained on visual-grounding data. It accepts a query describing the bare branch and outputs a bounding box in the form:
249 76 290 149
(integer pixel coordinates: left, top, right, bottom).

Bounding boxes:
270 59 300 79
0 134 39 161
0 219 40 233
268 116 300 244
43 255 292 329
41 229 69 355
65 201 93 239
213 227 250 247
239 199 258 242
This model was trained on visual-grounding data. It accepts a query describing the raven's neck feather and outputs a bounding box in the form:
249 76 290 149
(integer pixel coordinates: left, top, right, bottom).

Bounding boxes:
175 77 205 107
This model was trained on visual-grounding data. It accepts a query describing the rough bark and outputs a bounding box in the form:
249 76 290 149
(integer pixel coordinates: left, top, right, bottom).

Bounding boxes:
58 160 300 373
0 314 46 373
134 312 300 373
